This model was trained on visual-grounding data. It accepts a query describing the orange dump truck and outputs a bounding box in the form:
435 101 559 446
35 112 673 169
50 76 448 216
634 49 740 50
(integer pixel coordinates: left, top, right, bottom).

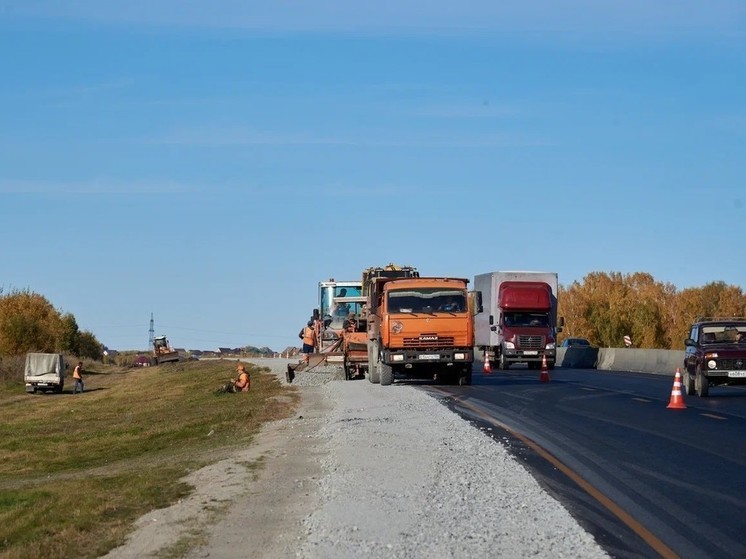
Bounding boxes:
340 264 419 380
366 274 481 386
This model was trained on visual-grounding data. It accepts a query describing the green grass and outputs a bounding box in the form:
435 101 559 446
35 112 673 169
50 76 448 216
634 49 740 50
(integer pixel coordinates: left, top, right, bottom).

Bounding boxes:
0 360 298 559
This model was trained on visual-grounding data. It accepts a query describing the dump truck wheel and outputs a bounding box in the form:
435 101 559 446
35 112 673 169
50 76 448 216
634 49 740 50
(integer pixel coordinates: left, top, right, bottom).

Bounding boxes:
368 342 380 384
379 362 393 386
458 369 472 386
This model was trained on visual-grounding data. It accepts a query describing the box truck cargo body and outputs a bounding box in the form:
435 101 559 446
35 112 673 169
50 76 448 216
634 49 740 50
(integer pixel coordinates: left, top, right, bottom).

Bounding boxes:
474 271 562 370
24 353 66 393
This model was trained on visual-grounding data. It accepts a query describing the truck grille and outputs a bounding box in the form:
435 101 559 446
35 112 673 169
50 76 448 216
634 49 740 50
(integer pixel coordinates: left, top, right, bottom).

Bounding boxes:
718 359 746 370
518 335 545 350
403 336 455 348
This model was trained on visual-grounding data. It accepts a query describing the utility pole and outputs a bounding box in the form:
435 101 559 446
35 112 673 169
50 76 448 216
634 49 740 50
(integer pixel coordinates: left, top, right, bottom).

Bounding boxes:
148 312 155 349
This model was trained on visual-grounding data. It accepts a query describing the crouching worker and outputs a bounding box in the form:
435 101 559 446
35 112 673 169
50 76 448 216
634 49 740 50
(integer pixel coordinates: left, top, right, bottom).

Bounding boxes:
234 364 251 392
216 364 251 394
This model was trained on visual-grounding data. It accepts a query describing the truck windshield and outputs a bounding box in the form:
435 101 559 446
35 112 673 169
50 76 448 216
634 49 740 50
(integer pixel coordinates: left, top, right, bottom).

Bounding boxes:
387 289 466 313
503 312 550 327
320 285 364 328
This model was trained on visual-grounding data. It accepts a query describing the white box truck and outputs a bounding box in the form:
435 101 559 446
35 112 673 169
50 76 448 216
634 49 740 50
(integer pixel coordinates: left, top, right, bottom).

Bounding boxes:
24 353 66 393
474 271 563 370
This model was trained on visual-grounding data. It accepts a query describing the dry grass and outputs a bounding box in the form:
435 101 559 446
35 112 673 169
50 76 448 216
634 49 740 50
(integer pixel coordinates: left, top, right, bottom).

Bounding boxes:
0 359 298 559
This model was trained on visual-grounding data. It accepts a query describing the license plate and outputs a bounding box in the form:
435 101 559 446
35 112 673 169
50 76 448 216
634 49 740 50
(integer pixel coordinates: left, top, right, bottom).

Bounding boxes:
418 354 440 360
727 371 746 378
523 351 538 356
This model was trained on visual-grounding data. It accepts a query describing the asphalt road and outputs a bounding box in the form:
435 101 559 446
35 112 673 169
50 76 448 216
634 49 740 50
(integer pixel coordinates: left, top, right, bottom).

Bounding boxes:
422 366 746 559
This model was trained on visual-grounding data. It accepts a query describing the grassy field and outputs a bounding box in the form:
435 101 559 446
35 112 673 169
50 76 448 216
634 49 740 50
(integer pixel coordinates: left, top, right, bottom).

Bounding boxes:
0 359 298 559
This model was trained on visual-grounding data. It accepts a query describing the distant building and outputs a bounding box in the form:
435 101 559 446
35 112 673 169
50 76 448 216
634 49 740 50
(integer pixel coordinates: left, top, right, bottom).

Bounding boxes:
134 355 151 367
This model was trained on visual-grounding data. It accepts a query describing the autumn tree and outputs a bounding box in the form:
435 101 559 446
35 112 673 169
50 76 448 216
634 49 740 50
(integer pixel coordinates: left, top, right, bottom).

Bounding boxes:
0 289 103 358
559 273 746 350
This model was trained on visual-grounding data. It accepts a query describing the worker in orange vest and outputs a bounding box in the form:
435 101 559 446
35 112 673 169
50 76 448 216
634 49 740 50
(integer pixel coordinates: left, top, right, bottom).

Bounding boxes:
233 364 251 392
72 361 84 394
300 320 317 363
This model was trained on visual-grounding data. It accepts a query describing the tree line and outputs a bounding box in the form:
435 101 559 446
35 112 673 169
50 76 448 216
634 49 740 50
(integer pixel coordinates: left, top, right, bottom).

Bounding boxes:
0 288 103 359
559 272 746 350
2 273 744 357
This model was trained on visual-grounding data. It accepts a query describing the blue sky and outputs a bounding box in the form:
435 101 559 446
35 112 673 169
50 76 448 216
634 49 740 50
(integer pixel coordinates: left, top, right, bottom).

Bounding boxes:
1 1 745 352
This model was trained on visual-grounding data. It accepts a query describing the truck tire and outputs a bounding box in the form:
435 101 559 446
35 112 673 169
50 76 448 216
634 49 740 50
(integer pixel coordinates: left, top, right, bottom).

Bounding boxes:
368 342 380 384
695 367 709 397
499 353 510 370
458 368 472 386
379 361 393 386
343 358 352 381
683 369 695 395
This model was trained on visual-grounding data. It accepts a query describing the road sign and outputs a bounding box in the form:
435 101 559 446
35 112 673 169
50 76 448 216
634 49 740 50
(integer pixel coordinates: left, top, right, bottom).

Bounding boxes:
624 335 632 347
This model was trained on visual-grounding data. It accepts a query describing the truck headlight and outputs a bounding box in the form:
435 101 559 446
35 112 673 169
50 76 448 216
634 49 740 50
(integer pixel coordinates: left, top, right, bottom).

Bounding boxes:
708 360 717 369
504 341 515 349
545 343 556 350
392 354 405 362
454 353 465 360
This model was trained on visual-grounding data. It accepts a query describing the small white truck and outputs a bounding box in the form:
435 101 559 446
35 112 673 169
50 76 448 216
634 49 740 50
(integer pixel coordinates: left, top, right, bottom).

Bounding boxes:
24 353 66 393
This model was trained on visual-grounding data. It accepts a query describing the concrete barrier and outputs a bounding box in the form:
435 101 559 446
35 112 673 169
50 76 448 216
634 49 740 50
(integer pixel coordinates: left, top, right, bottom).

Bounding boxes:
557 347 685 376
558 347 599 369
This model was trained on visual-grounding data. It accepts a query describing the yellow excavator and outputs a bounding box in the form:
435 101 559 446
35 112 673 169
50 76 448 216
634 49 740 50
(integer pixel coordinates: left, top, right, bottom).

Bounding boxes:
152 335 179 365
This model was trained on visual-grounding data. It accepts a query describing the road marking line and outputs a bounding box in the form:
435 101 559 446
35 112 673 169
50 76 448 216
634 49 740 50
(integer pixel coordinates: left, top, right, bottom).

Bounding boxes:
580 387 596 391
700 413 726 420
633 397 651 403
441 392 680 559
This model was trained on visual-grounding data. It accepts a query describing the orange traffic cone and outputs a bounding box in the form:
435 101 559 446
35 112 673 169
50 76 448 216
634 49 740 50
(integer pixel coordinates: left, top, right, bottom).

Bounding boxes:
483 355 492 375
539 354 550 383
666 368 687 409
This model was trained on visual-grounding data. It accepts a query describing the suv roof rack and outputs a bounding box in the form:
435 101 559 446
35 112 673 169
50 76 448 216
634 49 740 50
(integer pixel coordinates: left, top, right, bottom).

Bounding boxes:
695 316 746 322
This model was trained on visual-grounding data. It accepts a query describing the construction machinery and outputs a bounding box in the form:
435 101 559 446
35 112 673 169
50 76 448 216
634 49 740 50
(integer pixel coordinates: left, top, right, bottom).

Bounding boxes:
152 335 180 365
315 278 365 355
289 265 418 379
366 271 481 386
288 278 365 376
341 264 420 380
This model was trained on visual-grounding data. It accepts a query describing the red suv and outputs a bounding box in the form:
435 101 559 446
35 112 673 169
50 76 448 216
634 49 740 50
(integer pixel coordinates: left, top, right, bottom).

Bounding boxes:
684 319 746 397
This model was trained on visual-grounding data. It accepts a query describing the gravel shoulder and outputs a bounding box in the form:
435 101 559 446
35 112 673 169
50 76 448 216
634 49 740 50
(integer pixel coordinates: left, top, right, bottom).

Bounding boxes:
104 358 608 559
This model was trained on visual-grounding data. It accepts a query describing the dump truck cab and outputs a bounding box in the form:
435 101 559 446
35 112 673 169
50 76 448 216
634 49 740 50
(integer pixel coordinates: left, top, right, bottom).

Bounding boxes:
367 275 478 386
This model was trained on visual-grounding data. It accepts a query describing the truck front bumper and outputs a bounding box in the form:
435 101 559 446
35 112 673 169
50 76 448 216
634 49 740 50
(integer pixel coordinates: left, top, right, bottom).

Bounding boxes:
383 348 474 366
503 349 556 363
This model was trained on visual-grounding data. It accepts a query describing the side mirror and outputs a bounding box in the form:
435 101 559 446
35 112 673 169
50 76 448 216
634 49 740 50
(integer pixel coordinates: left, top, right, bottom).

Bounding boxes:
490 325 497 332
312 308 320 320
489 315 494 326
558 316 565 327
475 291 483 314
684 338 695 347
